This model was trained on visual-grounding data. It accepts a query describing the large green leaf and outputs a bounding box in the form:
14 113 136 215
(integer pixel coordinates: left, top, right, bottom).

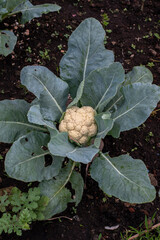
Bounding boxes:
69 170 84 206
91 153 156 203
81 62 125 112
95 112 113 139
21 66 69 122
60 18 114 99
5 132 64 182
125 66 153 85
6 0 25 12
0 100 46 143
27 104 57 131
48 132 99 164
0 30 17 56
39 161 84 219
110 83 160 134
9 1 61 24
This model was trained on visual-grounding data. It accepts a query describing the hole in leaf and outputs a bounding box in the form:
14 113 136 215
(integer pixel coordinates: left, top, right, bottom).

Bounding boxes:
5 43 9 48
66 182 75 200
44 154 53 167
25 138 28 142
31 153 34 156
41 146 48 151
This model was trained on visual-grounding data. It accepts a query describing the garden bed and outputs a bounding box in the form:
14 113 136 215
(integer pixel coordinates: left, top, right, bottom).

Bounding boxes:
0 0 160 239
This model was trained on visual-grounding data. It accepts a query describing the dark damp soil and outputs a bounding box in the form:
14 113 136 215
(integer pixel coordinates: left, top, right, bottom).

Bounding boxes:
0 0 160 239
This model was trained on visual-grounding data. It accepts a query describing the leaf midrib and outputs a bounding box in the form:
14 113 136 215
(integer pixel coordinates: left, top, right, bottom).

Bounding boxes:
49 162 76 203
27 73 63 114
100 153 150 198
0 120 47 132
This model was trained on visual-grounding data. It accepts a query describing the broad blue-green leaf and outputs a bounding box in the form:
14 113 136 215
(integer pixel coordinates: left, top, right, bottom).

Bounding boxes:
48 132 99 164
0 0 6 8
60 18 114 99
70 171 84 206
105 88 124 113
27 104 56 130
48 132 75 157
0 30 17 56
21 66 69 122
39 161 77 219
111 83 160 134
125 66 153 85
6 0 25 12
0 100 46 143
66 145 99 164
95 112 113 139
91 153 156 203
5 132 64 182
12 1 61 24
81 63 125 112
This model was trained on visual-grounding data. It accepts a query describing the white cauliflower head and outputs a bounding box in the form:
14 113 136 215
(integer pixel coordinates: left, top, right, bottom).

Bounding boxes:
59 106 97 145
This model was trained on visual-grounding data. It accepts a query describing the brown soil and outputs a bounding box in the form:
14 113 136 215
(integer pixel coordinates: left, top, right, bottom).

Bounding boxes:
0 0 160 239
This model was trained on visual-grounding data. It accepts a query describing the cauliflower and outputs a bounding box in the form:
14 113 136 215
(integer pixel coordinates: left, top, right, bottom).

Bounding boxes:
59 106 97 145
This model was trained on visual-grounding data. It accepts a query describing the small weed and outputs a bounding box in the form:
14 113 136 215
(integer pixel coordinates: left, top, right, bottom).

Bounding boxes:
143 34 149 39
106 29 112 34
102 197 107 203
26 57 32 63
121 213 160 240
64 33 70 39
66 25 72 30
39 49 50 61
57 44 63 51
131 147 138 152
36 22 41 27
0 154 3 160
101 13 110 27
147 62 155 68
98 233 102 240
72 207 77 214
131 44 136 49
0 89 4 94
51 31 59 38
137 49 143 53
145 17 152 22
26 46 32 54
154 33 160 40
145 131 154 142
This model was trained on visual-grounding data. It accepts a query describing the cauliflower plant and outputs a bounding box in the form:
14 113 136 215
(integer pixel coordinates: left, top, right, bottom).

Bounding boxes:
59 106 97 145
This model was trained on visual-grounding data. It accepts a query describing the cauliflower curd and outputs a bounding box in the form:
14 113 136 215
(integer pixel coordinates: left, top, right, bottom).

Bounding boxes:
59 106 97 144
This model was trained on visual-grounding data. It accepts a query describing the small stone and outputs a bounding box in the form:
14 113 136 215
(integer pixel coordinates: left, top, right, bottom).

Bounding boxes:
149 49 157 56
149 173 158 186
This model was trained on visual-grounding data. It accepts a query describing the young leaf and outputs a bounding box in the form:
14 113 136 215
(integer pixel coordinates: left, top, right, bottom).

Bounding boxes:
95 112 113 139
6 0 25 12
27 104 57 131
60 17 114 99
69 171 84 206
0 99 46 143
125 66 153 85
10 1 61 24
91 153 156 203
21 66 69 122
5 132 64 182
111 83 160 134
0 30 17 56
39 161 83 219
48 132 99 164
81 62 125 112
